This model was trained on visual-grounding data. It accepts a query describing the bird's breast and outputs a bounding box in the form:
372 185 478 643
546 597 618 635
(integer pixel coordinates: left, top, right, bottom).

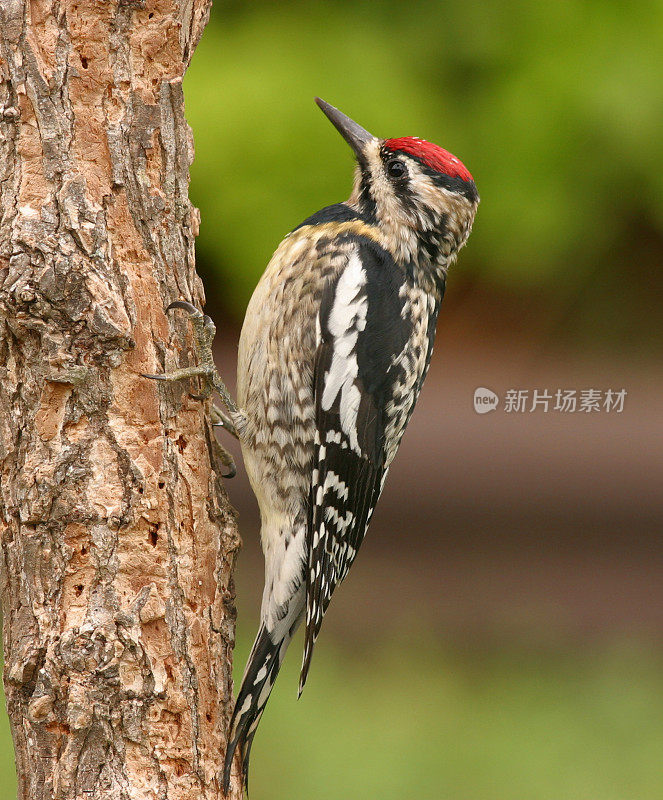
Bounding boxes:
236 228 348 516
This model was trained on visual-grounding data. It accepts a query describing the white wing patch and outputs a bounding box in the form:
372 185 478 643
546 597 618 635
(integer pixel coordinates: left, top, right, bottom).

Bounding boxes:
320 252 367 454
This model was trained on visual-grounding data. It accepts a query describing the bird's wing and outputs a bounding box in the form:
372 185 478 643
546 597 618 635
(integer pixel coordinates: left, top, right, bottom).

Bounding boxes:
300 239 413 691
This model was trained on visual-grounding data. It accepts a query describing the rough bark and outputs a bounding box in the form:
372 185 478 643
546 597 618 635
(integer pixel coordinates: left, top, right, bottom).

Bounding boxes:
0 1 242 798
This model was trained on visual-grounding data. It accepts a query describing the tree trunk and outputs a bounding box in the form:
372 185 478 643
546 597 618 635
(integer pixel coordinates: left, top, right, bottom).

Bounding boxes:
0 1 242 798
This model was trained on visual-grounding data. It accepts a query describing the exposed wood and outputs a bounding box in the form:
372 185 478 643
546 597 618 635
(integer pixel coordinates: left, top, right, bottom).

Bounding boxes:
0 0 242 797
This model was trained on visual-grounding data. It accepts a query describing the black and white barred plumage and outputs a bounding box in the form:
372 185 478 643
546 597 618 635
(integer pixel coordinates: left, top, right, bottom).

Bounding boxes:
222 99 478 793
301 239 430 688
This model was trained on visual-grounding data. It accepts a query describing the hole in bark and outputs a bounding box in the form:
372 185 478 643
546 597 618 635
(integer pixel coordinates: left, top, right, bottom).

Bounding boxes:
47 721 70 736
74 585 84 596
175 434 187 453
138 486 144 494
148 523 159 547
148 12 154 18
158 481 165 489
81 546 87 555
81 56 88 69
206 713 212 722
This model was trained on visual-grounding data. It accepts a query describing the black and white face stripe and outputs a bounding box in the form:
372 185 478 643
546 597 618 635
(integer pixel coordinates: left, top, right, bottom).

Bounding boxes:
346 139 477 277
379 145 479 203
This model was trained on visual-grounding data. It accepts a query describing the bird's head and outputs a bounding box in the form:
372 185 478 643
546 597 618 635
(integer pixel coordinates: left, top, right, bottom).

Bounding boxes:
316 98 479 282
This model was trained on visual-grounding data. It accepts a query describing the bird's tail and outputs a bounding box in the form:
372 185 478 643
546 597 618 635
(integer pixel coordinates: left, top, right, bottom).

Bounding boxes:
222 615 299 794
223 625 281 793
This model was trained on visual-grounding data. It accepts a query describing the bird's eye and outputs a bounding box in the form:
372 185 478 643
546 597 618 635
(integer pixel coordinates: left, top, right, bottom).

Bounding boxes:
387 159 407 179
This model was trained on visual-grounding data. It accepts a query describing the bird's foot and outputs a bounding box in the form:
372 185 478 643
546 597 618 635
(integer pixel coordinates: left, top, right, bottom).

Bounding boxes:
211 437 237 480
210 404 239 478
142 301 242 477
142 301 226 401
210 403 239 439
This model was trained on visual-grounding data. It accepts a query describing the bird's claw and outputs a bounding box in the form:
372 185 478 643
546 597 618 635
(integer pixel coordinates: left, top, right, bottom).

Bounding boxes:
140 365 211 384
143 301 220 396
143 302 242 466
167 300 202 317
215 443 237 479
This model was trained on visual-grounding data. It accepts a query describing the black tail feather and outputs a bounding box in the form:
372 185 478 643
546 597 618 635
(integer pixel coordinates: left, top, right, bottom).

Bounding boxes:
222 625 287 794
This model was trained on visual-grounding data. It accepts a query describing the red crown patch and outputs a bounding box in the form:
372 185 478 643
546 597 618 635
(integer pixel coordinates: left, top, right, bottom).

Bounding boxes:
384 137 473 183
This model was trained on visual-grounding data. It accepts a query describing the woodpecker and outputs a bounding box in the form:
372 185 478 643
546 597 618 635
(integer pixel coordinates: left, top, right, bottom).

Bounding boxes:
145 98 478 793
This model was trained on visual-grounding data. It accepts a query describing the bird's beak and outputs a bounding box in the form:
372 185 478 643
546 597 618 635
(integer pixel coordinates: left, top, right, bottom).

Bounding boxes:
315 98 375 158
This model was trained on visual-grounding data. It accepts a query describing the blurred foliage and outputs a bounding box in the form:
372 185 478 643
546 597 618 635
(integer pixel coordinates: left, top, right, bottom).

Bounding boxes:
185 0 663 318
2 637 663 798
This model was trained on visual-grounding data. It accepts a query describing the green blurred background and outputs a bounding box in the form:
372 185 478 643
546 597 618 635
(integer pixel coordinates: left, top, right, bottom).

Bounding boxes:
189 0 663 349
2 1 663 797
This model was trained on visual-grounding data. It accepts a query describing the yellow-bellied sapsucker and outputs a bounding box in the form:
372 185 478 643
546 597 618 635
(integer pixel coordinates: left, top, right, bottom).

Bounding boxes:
145 98 478 792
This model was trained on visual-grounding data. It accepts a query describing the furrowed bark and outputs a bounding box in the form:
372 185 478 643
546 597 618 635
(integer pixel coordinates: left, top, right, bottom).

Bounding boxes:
0 1 242 798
